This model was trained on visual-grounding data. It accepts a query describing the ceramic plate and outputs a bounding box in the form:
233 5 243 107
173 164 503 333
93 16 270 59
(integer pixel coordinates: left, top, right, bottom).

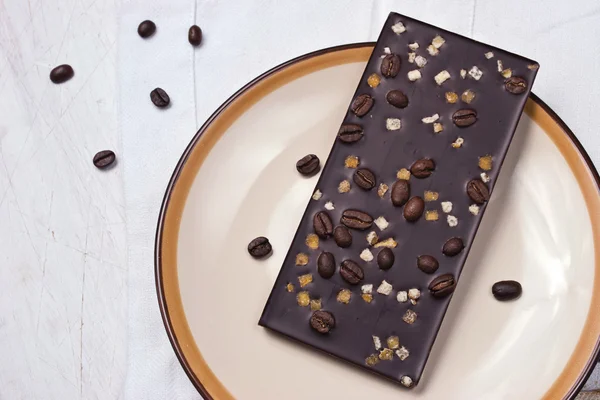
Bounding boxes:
155 44 600 399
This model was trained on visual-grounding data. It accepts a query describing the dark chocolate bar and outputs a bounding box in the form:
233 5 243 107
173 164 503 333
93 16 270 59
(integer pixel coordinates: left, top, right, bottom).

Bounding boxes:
259 12 538 388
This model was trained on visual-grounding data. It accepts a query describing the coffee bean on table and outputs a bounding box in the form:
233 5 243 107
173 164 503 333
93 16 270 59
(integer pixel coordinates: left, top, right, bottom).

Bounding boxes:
417 255 439 274
137 20 156 38
188 25 203 46
93 150 116 169
353 168 376 190
403 196 424 222
317 252 336 279
391 179 410 207
442 237 464 257
428 273 456 298
410 158 435 178
339 260 364 284
492 280 522 301
466 179 490 204
150 88 170 108
310 310 335 334
381 54 401 78
333 225 352 248
338 124 364 143
452 108 477 127
340 209 373 230
377 248 394 270
313 211 333 238
505 77 527 95
386 90 409 109
247 236 272 258
296 154 320 176
49 64 74 84
350 94 374 117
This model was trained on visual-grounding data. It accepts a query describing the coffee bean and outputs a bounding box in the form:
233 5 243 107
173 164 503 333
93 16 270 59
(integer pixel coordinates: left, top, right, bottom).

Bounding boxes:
386 90 409 109
410 158 435 179
340 209 373 230
49 64 74 84
138 20 156 38
353 168 376 190
350 94 374 117
310 310 335 333
452 109 477 127
313 211 333 238
442 237 464 257
188 25 202 46
247 236 272 258
377 248 394 270
317 252 336 279
428 273 456 298
150 88 170 108
492 280 522 301
417 255 439 274
381 54 401 78
339 260 364 284
338 124 364 143
333 225 352 248
403 196 424 222
466 179 490 204
296 154 320 176
93 150 116 169
391 179 410 207
505 77 527 95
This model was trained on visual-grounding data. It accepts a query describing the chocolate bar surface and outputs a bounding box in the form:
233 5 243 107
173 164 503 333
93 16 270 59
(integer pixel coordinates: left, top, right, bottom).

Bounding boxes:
259 12 538 387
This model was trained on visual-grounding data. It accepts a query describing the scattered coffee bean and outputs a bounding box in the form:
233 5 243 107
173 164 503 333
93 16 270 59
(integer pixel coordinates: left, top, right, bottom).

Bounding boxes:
340 260 364 284
150 88 170 108
353 168 376 190
410 158 435 179
338 124 364 143
417 255 439 274
452 109 477 127
317 252 336 279
296 154 320 176
313 211 333 238
404 196 424 222
350 94 374 117
93 150 116 169
386 90 409 109
49 64 74 84
466 179 490 204
340 209 373 230
381 54 401 78
391 179 410 207
247 236 272 258
333 225 352 248
310 310 335 333
188 25 202 46
492 280 522 301
442 237 464 257
428 273 456 298
137 20 156 38
505 77 527 94
377 248 395 270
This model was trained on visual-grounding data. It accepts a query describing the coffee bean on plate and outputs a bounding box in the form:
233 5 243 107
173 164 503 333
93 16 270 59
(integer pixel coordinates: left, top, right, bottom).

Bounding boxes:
492 280 522 301
138 20 156 38
386 90 409 109
310 310 335 333
381 54 401 78
452 109 477 127
338 124 364 143
353 168 376 190
49 64 74 84
248 236 272 258
410 158 435 178
296 154 320 176
333 225 352 248
317 252 336 279
339 260 364 284
350 94 374 117
391 179 410 207
340 209 373 230
188 25 202 46
442 237 464 257
466 179 490 204
377 248 394 270
93 150 116 169
313 211 333 238
417 255 439 274
429 273 456 298
403 196 424 222
505 77 527 94
150 88 170 108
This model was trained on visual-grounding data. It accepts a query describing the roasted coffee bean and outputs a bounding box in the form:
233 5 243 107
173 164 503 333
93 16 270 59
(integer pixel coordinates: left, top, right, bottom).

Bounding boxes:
442 237 464 257
377 248 395 270
505 77 527 95
317 252 336 279
429 273 456 298
417 255 439 274
310 310 335 333
403 196 424 222
386 90 409 109
150 88 170 108
313 211 333 238
350 94 374 117
296 154 320 176
466 179 490 204
339 260 364 284
137 20 156 38
93 150 116 169
353 168 376 190
333 225 352 248
381 54 401 78
391 179 410 207
338 124 364 143
188 25 202 46
452 109 477 127
492 280 522 301
49 64 74 84
410 158 435 179
340 209 373 230
247 236 272 258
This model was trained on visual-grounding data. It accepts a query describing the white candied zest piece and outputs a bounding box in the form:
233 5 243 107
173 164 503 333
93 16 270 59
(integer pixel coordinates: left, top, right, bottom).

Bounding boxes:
408 52 416 63
360 248 374 262
422 114 440 124
396 346 410 361
324 201 334 210
481 172 490 183
386 118 401 131
374 216 389 231
432 35 445 49
415 55 427 68
312 189 322 200
408 70 422 81
485 51 494 59
497 59 504 72
447 215 458 227
377 280 393 295
427 44 439 56
408 288 421 300
441 201 453 213
397 291 408 302
460 69 467 79
392 21 406 34
469 66 483 80
362 284 373 294
384 47 391 54
408 42 419 50
434 70 451 85
373 335 382 350
469 204 480 215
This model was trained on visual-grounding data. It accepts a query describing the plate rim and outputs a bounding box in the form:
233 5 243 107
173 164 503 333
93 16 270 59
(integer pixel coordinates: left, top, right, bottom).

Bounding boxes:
154 42 600 399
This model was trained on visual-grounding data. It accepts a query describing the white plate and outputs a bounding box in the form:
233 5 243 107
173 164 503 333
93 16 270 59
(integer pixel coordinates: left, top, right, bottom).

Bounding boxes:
156 44 600 399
